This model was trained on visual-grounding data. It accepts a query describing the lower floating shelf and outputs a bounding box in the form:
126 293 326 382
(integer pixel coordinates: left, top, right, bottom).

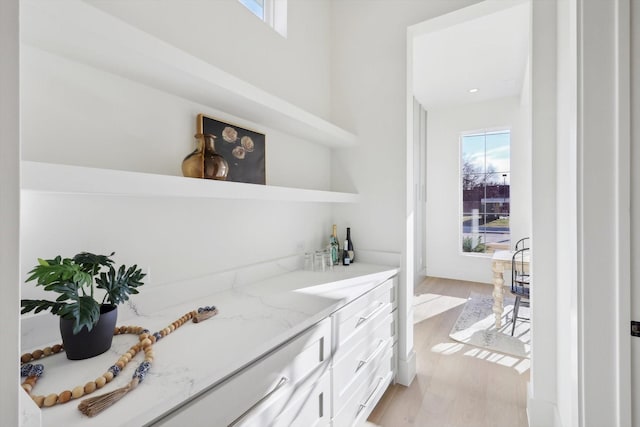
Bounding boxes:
21 161 360 203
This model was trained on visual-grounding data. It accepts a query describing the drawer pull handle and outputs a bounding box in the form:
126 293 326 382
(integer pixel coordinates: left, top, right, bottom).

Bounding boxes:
356 376 385 416
228 376 288 426
356 302 384 327
355 340 386 373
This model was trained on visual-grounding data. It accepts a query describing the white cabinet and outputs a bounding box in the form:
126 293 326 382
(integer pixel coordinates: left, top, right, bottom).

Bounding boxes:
152 318 331 427
330 278 397 426
151 275 398 427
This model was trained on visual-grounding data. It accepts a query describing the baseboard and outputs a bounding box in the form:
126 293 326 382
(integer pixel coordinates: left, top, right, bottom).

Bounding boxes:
395 349 416 386
527 382 563 427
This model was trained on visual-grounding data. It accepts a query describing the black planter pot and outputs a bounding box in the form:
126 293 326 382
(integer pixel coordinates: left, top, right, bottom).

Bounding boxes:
59 304 118 360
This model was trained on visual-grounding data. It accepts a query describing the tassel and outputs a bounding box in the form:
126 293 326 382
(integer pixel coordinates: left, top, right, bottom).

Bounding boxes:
193 308 218 323
78 378 139 417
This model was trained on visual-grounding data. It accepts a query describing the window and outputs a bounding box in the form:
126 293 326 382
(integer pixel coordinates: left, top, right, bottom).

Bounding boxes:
238 0 287 37
239 0 265 20
461 130 510 254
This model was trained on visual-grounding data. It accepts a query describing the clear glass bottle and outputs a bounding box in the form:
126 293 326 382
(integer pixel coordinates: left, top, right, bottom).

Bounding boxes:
330 224 339 266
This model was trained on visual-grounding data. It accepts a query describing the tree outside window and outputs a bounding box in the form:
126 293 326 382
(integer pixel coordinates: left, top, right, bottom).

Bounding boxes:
461 130 511 254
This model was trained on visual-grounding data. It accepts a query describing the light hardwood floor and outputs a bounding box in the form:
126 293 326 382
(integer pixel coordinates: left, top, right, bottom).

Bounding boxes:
367 277 529 427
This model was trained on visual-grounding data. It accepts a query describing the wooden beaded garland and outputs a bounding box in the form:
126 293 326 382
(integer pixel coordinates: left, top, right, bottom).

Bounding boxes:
19 307 215 417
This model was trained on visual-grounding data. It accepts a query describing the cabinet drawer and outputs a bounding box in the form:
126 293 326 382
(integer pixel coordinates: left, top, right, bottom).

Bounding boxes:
244 371 331 427
391 308 399 344
333 279 393 348
390 276 398 310
153 318 331 426
332 348 393 427
391 341 398 377
332 312 392 404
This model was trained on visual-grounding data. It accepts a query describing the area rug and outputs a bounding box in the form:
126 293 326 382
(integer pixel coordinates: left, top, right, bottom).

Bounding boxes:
449 292 530 358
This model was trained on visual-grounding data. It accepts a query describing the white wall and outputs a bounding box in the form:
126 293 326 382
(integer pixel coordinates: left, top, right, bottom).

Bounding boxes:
0 0 21 424
88 0 332 120
425 96 530 284
19 1 337 339
529 0 560 424
554 1 578 425
329 0 480 386
631 1 640 424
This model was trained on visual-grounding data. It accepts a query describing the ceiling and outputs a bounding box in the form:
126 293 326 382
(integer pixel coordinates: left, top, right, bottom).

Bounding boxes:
412 2 530 110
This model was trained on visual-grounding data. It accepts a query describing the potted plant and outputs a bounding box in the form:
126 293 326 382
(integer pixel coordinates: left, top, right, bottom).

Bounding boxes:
20 252 145 360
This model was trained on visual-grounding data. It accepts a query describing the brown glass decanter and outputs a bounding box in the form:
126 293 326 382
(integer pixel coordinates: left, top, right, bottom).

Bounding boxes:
182 133 229 180
182 134 205 178
202 133 229 180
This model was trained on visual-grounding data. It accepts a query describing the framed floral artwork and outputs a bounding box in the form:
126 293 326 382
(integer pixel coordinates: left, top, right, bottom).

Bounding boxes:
197 114 266 185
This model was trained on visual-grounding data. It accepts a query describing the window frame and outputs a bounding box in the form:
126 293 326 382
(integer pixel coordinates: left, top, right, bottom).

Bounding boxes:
238 0 287 37
459 127 512 257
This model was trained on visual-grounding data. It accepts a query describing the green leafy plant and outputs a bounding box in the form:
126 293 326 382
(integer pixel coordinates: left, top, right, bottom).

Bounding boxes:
20 252 145 335
462 236 486 253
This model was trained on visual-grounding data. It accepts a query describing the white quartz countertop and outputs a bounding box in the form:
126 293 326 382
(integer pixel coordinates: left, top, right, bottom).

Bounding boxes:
25 263 398 427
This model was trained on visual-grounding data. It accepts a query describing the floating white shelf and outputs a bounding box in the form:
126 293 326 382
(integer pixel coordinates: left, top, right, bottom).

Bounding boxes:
21 161 360 203
20 0 357 149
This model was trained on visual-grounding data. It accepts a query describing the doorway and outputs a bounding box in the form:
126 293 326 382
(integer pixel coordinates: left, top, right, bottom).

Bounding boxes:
408 0 531 286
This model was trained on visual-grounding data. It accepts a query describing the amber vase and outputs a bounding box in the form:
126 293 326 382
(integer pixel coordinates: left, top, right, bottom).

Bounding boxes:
182 134 229 180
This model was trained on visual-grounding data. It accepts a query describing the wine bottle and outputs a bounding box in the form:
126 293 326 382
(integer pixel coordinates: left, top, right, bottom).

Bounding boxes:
342 240 350 266
330 224 339 266
346 227 355 263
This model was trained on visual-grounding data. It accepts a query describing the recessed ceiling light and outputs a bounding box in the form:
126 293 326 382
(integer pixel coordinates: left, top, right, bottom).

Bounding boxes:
469 88 479 93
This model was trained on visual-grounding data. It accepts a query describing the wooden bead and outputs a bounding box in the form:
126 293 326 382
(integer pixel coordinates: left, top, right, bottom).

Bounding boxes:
72 386 85 399
119 326 128 334
140 338 152 348
58 390 72 404
104 371 114 382
52 344 63 353
31 349 44 360
43 346 53 356
114 327 121 335
95 376 107 389
43 393 58 407
32 395 45 407
24 376 37 386
149 335 157 344
139 333 149 340
84 381 96 394
22 383 32 393
116 361 125 369
169 324 175 332
21 353 32 363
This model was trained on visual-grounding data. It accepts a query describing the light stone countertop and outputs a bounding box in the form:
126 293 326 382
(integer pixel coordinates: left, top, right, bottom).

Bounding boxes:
22 263 398 427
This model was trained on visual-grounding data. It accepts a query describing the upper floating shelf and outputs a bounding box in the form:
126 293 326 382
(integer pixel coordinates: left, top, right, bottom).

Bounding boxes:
20 0 357 148
21 161 360 203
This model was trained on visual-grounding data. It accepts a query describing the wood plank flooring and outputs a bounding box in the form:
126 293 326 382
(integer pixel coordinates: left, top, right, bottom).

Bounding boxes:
367 277 529 427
